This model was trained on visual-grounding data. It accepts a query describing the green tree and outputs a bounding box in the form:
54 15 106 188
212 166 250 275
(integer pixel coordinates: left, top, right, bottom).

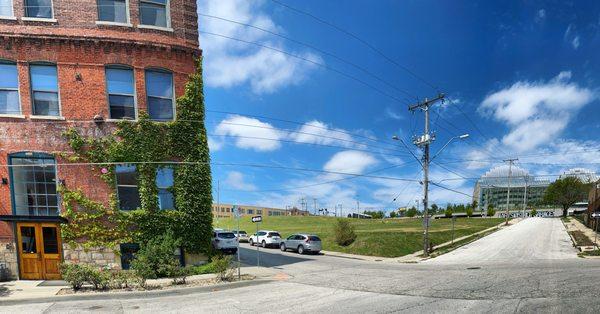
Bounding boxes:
543 177 589 218
486 204 496 217
444 207 453 218
363 210 384 219
334 219 357 246
430 203 440 214
530 208 537 217
466 206 473 217
406 206 418 218
389 211 397 218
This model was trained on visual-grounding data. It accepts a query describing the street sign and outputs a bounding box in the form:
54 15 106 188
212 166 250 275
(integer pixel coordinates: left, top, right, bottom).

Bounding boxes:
592 212 600 218
252 215 262 223
232 205 240 218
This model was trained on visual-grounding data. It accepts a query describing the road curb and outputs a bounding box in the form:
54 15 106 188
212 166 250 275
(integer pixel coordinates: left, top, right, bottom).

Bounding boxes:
0 279 273 306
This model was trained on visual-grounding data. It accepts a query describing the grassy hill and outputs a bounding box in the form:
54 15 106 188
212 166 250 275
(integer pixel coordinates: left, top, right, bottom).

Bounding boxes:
214 216 504 257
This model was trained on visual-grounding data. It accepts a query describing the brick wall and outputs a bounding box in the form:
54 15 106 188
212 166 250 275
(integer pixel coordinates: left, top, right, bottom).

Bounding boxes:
1 0 199 50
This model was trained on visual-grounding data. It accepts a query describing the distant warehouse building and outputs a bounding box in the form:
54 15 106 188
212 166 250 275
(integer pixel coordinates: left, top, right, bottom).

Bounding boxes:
212 203 309 218
474 165 551 211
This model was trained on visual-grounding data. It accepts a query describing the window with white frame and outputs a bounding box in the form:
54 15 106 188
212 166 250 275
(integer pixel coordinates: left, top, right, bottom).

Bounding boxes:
24 0 53 19
139 0 169 28
145 69 174 121
0 0 13 17
30 63 60 116
97 0 128 23
0 61 19 115
106 66 136 119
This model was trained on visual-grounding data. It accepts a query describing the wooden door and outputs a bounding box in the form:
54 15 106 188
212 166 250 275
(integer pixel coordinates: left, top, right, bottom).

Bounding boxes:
40 224 62 280
17 223 43 280
17 223 63 280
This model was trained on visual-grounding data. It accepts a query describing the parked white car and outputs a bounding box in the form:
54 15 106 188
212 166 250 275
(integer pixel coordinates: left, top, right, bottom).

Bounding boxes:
249 230 282 248
212 231 238 254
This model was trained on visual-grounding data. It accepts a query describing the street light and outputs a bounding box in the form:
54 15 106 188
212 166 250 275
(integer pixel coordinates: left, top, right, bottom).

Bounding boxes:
431 134 470 161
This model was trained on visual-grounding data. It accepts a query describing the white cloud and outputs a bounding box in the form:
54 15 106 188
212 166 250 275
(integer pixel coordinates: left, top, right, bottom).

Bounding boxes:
215 115 285 151
198 0 321 93
479 72 595 152
572 36 580 49
289 120 356 148
207 136 223 151
323 151 378 175
224 171 257 191
385 107 404 120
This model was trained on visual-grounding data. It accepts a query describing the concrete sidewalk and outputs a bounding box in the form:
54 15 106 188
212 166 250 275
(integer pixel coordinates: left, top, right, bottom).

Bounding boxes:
0 266 280 302
563 217 600 251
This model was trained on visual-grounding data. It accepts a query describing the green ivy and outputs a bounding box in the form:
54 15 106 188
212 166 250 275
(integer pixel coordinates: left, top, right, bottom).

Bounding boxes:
60 58 213 254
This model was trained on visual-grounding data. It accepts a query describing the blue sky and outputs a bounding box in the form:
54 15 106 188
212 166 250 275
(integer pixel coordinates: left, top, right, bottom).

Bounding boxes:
197 0 600 214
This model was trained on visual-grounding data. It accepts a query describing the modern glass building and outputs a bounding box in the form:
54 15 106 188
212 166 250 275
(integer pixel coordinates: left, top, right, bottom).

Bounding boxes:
474 165 551 211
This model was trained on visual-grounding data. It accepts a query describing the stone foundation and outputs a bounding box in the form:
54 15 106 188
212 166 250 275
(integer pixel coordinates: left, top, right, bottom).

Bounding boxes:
0 240 18 281
62 244 121 270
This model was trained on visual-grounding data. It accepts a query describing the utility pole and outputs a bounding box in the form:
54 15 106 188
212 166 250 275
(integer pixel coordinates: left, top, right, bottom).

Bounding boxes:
522 175 528 218
216 180 220 226
409 93 444 256
313 198 317 215
503 158 518 225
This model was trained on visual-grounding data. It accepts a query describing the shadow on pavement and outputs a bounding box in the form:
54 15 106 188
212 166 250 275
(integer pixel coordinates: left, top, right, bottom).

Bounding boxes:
239 246 311 268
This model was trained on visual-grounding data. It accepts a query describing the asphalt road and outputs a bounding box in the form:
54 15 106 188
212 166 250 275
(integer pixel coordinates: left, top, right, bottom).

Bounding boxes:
3 218 600 313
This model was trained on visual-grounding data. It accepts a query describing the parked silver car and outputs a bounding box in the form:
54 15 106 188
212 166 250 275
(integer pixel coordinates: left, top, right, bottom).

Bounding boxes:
280 234 322 254
233 230 249 243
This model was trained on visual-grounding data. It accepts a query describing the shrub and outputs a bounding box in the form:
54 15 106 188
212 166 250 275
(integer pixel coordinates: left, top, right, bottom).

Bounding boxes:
486 206 496 217
60 263 88 291
334 219 357 246
444 208 453 218
110 270 137 289
466 206 473 217
131 231 182 281
211 255 234 281
87 267 111 290
530 208 537 217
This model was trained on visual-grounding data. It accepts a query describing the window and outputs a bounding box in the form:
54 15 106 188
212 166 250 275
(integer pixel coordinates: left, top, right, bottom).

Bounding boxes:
0 61 19 115
0 0 13 17
97 0 128 23
30 64 59 116
9 153 59 216
116 165 140 210
24 0 53 18
156 167 174 210
145 69 174 121
139 0 169 28
119 243 139 270
248 209 254 215
106 66 135 119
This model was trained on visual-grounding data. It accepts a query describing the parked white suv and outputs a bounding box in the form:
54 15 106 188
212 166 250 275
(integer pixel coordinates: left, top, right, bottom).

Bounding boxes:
212 231 238 254
249 230 282 248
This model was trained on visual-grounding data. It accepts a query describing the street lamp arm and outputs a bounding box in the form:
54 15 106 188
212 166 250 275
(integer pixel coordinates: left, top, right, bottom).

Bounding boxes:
430 134 469 162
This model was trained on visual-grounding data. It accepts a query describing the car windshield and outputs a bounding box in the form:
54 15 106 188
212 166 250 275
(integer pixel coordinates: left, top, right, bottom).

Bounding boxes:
238 231 247 235
308 236 321 241
269 232 281 237
218 232 236 239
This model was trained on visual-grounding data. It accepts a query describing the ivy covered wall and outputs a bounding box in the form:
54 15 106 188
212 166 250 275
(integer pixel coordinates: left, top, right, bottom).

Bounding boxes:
60 59 213 254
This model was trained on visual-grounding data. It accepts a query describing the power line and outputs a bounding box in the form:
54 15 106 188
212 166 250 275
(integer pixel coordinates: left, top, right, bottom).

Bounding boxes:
268 0 437 92
199 30 413 102
198 12 416 100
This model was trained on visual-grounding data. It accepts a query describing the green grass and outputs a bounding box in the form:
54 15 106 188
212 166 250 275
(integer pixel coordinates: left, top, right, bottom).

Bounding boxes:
214 216 504 258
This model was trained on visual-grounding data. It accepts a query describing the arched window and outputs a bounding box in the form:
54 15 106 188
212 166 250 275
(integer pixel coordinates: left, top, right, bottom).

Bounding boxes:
8 152 58 216
145 68 174 121
0 60 19 115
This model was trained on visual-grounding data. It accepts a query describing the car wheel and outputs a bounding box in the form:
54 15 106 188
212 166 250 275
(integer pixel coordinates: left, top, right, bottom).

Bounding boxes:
297 245 304 254
280 243 287 251
262 240 267 248
249 239 254 246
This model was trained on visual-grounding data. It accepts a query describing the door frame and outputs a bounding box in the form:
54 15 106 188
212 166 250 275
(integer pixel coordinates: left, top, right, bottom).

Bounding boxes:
16 222 63 280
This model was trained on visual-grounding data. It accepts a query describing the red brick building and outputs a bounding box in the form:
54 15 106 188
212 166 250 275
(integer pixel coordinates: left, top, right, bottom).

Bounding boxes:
0 0 200 280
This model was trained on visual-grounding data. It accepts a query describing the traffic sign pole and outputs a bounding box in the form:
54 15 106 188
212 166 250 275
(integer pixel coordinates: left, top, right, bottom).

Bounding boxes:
252 215 262 267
